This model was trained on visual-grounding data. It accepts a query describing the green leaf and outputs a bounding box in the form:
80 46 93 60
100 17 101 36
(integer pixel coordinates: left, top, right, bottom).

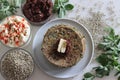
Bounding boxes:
98 42 111 50
104 27 115 37
58 7 65 18
109 28 115 38
65 4 74 10
83 72 95 80
103 28 115 42
94 66 110 78
96 54 110 66
115 36 120 45
115 65 120 71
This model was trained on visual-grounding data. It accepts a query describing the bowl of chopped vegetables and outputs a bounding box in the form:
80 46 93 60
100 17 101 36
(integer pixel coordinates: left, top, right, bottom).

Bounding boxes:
0 15 31 48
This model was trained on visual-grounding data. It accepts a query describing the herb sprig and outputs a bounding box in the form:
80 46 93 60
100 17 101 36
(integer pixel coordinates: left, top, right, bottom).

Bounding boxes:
0 0 23 20
53 0 74 18
83 28 120 80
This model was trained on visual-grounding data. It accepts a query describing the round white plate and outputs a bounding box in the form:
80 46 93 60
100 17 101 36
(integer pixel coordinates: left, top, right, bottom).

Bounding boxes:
32 19 94 78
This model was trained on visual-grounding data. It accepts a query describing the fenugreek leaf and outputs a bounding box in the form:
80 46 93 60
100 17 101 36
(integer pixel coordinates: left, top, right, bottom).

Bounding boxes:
83 72 95 80
0 0 20 20
94 66 110 78
104 27 115 38
58 7 66 18
53 0 74 18
65 4 74 10
96 54 110 66
83 28 120 80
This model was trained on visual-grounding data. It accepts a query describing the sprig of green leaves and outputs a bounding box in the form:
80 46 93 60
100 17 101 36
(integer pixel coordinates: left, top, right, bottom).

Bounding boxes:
0 0 23 20
83 28 120 80
53 0 74 18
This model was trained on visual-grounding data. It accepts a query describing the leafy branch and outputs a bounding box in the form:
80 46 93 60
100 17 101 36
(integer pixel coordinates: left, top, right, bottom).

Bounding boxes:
83 28 120 80
53 0 74 18
0 0 23 20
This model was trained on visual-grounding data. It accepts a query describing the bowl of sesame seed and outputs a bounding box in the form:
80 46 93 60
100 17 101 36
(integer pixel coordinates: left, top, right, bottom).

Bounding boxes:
0 48 34 80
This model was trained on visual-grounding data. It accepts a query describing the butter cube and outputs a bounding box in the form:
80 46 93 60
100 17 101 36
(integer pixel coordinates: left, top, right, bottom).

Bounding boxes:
57 39 67 53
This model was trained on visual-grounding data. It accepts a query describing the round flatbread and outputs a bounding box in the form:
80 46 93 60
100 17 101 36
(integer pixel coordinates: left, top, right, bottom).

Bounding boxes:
41 24 85 67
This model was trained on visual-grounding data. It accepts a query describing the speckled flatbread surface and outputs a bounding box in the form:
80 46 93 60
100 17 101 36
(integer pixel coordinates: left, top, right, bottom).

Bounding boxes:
41 24 85 67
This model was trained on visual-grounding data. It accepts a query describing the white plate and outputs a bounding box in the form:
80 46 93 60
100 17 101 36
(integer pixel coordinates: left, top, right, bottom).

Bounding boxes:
32 19 94 78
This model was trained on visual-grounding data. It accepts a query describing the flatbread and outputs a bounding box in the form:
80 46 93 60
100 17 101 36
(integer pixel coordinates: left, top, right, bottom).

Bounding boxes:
41 24 85 67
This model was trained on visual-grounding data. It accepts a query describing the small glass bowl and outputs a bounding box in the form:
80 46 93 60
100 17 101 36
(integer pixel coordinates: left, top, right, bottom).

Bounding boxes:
21 0 53 25
0 15 32 48
0 48 35 80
